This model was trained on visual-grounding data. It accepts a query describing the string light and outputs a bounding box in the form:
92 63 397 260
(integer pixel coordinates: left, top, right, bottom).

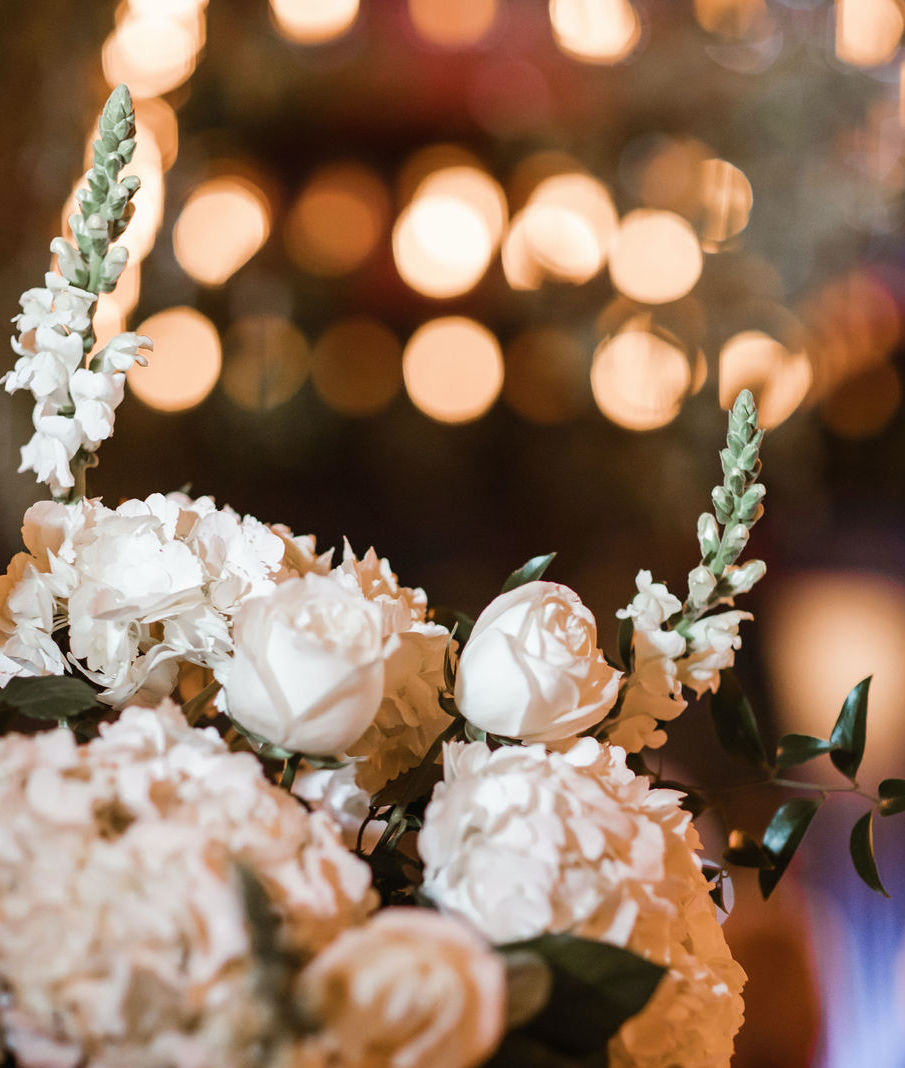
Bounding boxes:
549 0 642 64
591 329 691 430
608 210 703 304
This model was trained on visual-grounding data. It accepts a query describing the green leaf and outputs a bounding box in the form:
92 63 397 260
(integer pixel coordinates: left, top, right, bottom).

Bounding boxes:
430 607 474 647
499 934 665 1058
709 669 767 766
775 734 833 768
829 676 871 782
849 810 889 896
878 778 905 817
617 616 634 672
758 798 821 899
0 675 102 722
724 829 774 870
501 553 557 593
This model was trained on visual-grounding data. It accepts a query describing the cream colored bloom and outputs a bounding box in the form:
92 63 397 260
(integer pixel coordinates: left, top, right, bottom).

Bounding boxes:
0 701 375 1068
299 908 505 1068
419 738 745 1067
677 610 753 696
455 581 620 742
222 574 388 756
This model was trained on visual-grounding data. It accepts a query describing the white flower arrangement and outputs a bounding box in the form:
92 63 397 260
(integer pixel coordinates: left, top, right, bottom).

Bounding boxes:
0 85 902 1068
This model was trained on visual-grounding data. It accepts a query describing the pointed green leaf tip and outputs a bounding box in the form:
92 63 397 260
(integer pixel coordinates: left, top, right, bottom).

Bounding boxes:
758 797 821 899
501 553 557 593
829 675 871 781
849 810 889 896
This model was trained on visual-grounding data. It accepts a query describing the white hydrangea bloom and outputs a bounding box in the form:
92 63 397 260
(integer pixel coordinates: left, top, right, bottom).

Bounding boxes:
0 701 376 1068
419 738 745 1067
331 539 429 635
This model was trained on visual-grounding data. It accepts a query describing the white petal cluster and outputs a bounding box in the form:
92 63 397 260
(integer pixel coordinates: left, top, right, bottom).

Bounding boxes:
0 701 376 1068
607 569 755 751
298 908 506 1068
419 738 745 1067
608 571 688 751
675 609 753 696
3 272 151 496
0 493 300 705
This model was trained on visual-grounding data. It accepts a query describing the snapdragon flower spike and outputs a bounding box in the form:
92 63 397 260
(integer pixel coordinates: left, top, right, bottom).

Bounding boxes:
3 84 152 502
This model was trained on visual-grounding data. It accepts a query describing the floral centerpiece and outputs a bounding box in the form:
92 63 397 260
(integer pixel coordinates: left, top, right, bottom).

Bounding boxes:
0 86 902 1068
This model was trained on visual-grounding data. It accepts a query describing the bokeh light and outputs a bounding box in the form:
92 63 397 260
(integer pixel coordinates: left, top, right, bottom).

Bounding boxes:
820 363 902 438
835 0 904 69
403 317 503 423
102 14 199 98
591 329 692 430
286 164 389 277
503 170 617 288
173 176 271 287
608 210 703 303
504 327 590 423
91 298 126 353
408 0 498 47
416 166 507 246
128 307 221 412
694 0 768 39
269 0 359 44
134 98 179 173
623 135 712 216
698 158 754 246
393 193 494 299
220 315 309 412
549 0 642 64
719 329 812 428
312 317 403 416
766 571 905 775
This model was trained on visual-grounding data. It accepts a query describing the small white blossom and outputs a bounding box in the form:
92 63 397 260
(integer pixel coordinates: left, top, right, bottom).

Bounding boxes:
91 331 152 374
676 610 753 695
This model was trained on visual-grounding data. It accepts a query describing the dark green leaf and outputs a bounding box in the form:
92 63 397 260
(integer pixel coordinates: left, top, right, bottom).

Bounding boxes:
879 778 905 817
442 635 457 692
829 676 872 782
499 934 664 1057
709 669 767 766
849 810 889 896
758 798 821 899
0 675 102 722
775 734 833 768
464 721 487 743
617 617 634 672
430 608 474 647
724 829 774 870
501 553 557 593
485 1032 605 1068
371 759 443 808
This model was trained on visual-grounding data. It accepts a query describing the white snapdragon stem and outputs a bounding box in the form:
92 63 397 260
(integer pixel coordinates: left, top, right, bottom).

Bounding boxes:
3 84 151 503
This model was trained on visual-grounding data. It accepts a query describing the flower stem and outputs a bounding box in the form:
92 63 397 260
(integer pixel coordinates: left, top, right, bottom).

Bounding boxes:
182 680 221 726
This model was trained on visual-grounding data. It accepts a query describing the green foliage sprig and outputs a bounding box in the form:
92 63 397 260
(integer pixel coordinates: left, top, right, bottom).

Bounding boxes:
52 84 140 352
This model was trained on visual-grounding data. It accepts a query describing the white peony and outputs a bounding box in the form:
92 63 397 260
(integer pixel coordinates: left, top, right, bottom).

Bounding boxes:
419 738 745 1067
454 581 620 742
299 908 506 1068
0 701 376 1068
221 574 389 756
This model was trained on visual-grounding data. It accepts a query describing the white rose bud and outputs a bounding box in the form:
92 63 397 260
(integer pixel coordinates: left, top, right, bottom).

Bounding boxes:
301 908 506 1068
223 574 387 756
455 581 621 742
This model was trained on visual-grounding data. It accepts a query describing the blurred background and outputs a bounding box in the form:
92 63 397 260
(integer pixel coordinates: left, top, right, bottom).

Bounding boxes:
3 0 905 1063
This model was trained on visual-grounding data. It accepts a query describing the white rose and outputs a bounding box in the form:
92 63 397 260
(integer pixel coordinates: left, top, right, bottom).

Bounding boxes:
300 908 506 1068
454 580 620 742
223 574 388 756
